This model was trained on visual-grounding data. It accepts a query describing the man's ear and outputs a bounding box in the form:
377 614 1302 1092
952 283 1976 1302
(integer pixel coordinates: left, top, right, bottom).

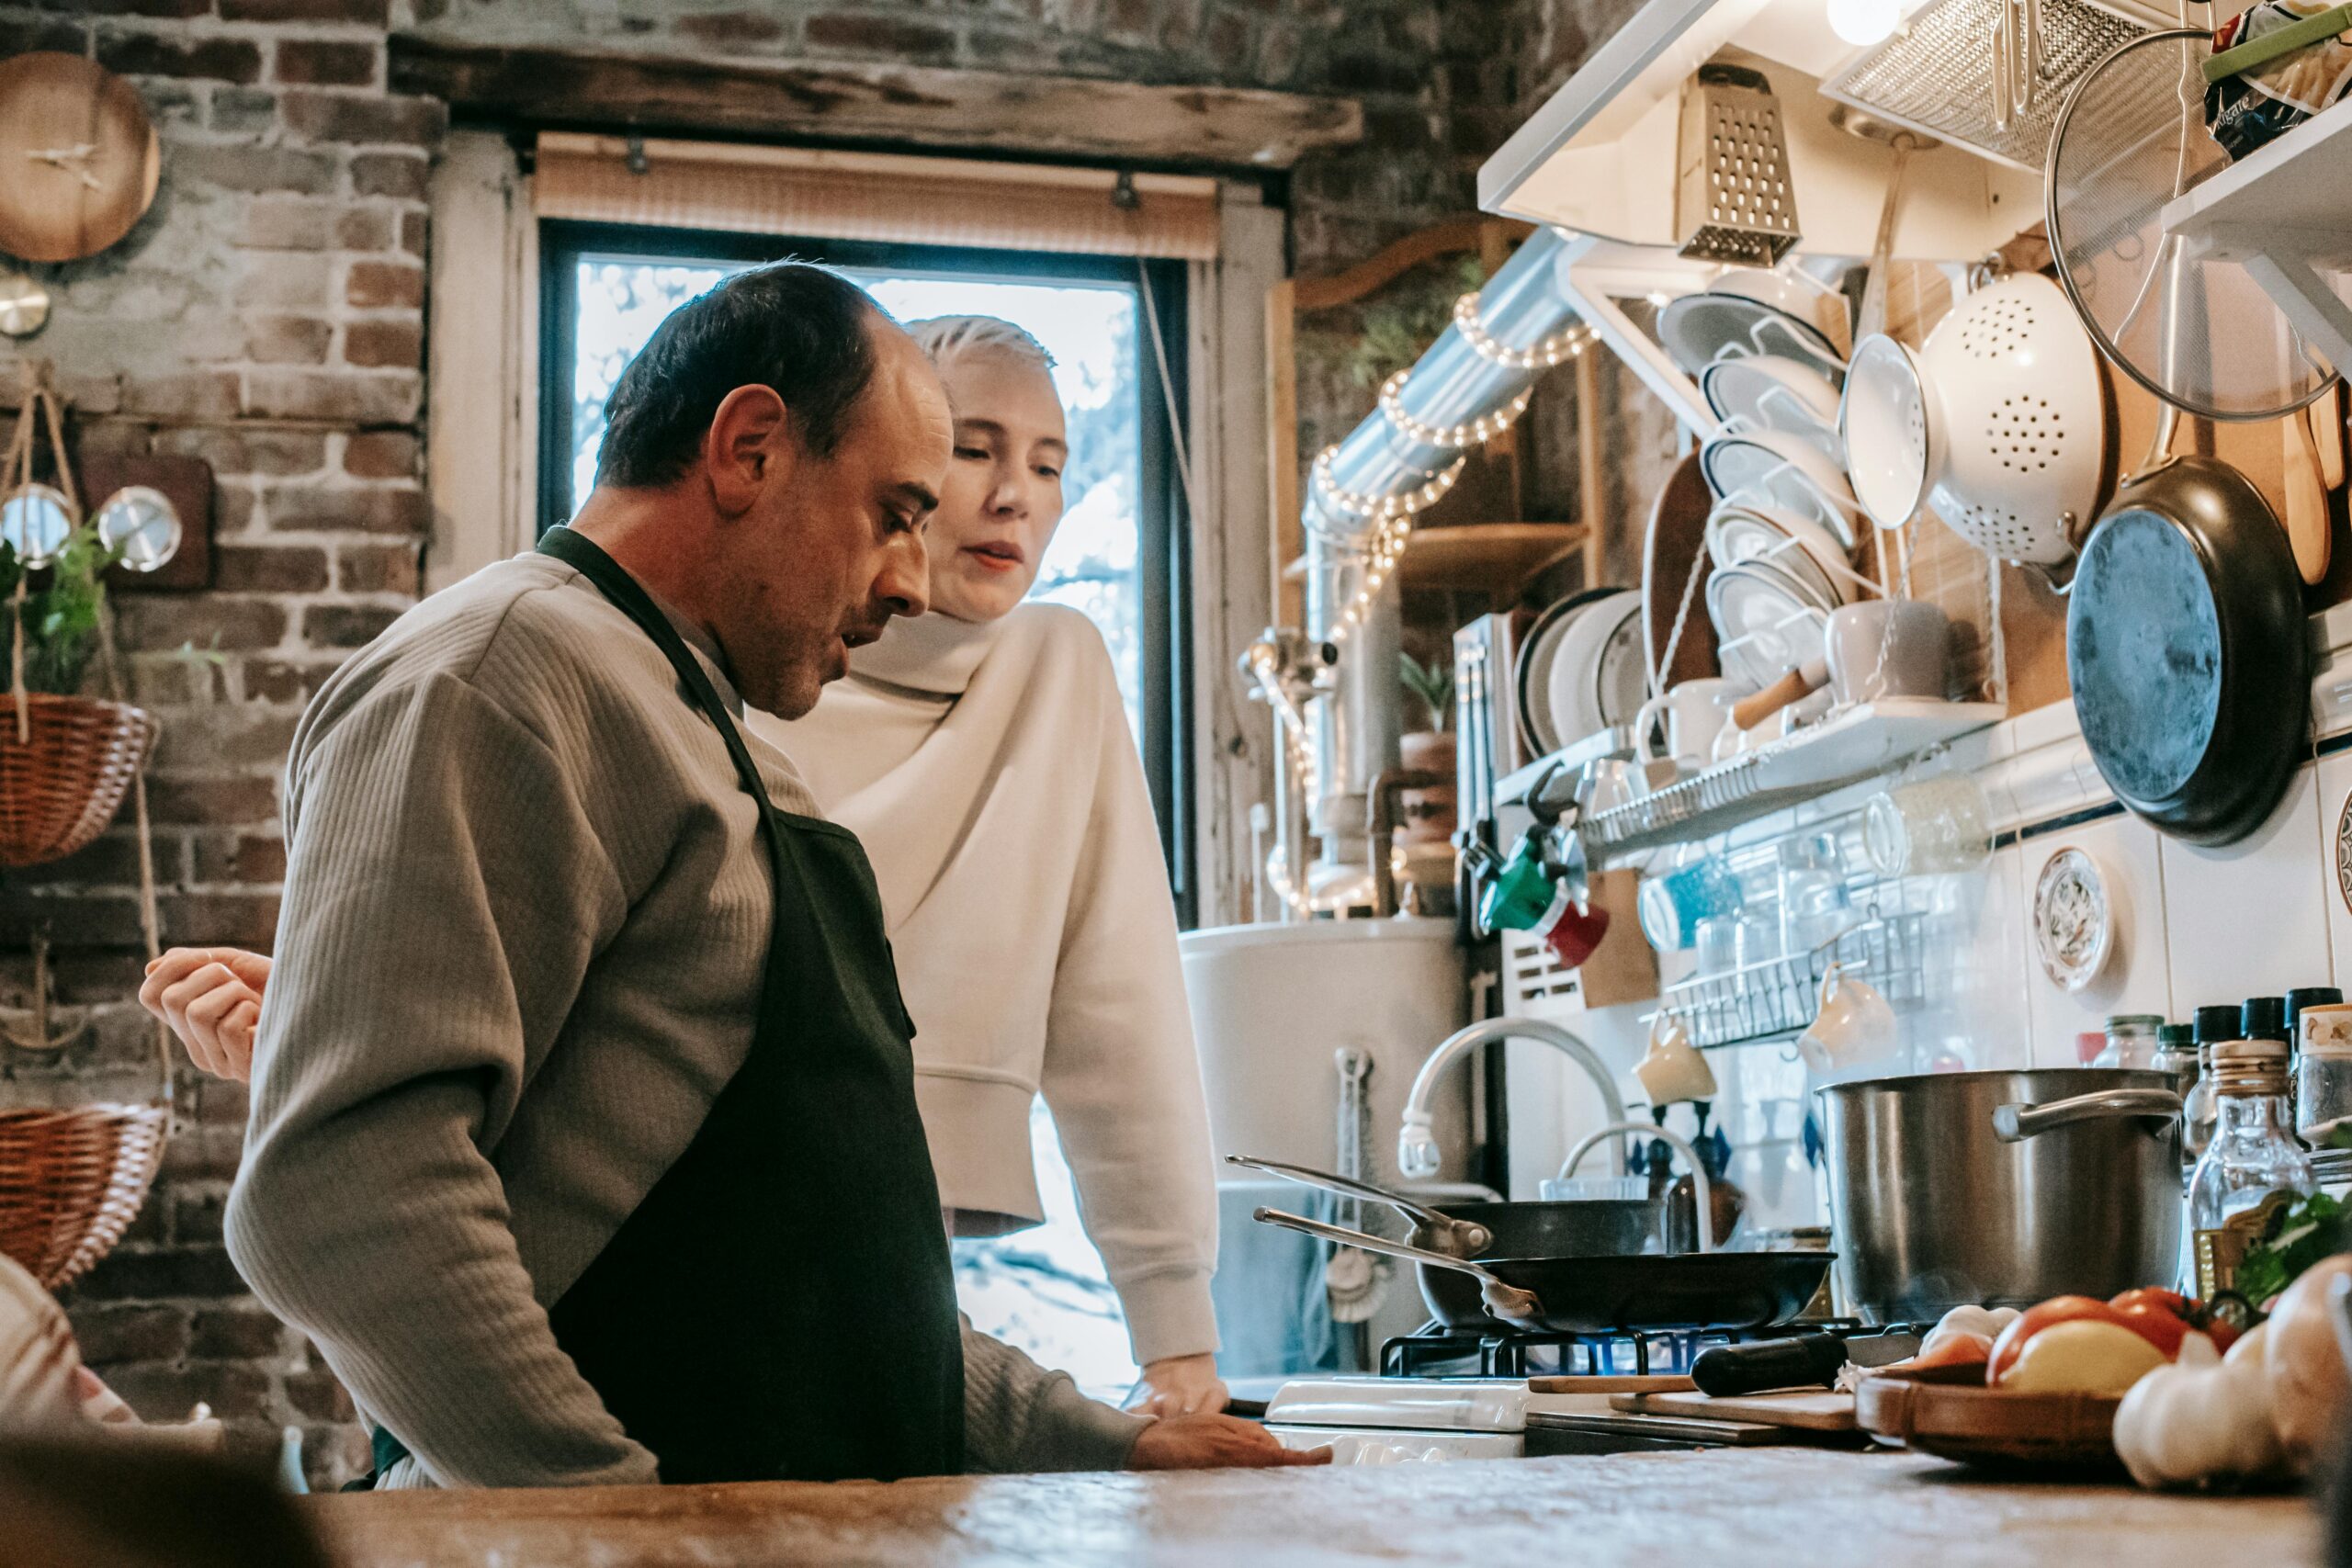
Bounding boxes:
703 385 793 516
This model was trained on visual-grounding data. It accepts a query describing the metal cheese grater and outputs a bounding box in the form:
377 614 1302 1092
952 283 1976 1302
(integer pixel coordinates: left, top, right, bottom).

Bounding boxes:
1675 63 1803 267
1822 0 2145 173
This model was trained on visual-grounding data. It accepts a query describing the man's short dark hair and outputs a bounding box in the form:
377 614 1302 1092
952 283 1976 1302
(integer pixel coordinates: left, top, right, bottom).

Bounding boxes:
594 261 885 491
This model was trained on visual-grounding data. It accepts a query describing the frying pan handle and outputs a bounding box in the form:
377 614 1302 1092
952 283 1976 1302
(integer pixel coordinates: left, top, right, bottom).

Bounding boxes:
1991 1088 2182 1142
1249 1206 1506 1285
1224 1155 1491 1253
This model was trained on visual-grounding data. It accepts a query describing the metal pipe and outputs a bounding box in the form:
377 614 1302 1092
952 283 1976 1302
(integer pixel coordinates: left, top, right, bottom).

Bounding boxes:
1367 767 1446 918
1557 1122 1716 1252
1397 1016 1629 1180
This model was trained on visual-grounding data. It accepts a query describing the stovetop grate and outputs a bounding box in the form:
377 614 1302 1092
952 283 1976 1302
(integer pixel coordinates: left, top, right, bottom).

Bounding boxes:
1379 1319 1863 1380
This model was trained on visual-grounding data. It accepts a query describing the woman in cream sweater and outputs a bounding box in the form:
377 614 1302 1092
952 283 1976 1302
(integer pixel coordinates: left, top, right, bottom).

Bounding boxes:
141 314 1226 1417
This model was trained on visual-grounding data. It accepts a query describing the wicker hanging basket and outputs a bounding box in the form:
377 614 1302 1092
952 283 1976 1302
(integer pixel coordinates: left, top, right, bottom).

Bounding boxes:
0 694 157 867
0 1101 169 1289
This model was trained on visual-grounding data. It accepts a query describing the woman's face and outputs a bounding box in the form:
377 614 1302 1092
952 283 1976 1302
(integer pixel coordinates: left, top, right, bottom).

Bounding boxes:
923 349 1069 623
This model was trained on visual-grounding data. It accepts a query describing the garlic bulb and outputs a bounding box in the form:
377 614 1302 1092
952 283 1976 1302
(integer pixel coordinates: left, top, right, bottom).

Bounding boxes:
2263 1255 2352 1468
0 1252 84 1434
2113 1327 2285 1489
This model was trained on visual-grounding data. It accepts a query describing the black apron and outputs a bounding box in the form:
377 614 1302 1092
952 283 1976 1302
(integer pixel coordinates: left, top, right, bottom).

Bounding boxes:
364 526 964 1487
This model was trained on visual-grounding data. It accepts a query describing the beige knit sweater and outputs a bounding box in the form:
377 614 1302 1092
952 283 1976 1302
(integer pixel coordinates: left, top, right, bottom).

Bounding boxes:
226 552 1148 1489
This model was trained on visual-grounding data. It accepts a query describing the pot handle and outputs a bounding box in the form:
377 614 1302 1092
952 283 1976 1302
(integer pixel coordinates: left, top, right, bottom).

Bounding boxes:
1990 1088 2182 1143
1226 1155 1492 1255
1251 1205 1545 1325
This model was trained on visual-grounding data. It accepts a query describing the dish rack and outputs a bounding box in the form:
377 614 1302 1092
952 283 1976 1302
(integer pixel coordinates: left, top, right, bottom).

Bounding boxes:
1648 908 1930 1050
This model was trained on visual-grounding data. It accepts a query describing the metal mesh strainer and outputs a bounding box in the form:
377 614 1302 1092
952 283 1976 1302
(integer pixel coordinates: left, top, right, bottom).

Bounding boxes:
1823 0 2144 173
2047 27 2336 421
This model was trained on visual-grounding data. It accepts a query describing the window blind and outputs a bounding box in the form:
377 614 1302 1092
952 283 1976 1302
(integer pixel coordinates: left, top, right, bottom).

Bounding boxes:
531 132 1222 261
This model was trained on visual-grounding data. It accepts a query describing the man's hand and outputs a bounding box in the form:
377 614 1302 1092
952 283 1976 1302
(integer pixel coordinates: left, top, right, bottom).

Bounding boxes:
1125 1353 1229 1417
1127 1414 1331 1471
139 947 273 1082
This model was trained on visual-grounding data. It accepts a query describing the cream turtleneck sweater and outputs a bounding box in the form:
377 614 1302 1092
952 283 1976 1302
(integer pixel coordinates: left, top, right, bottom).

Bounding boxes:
750 604 1219 1366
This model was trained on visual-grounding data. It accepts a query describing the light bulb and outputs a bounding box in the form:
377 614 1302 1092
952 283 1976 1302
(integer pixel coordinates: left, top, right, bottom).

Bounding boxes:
1828 0 1899 46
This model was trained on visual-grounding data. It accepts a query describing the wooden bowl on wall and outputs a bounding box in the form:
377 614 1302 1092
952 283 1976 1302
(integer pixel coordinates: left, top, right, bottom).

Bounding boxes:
0 53 160 264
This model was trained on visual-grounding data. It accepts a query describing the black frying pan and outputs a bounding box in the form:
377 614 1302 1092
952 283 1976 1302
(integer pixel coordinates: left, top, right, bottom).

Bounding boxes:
1253 1208 1833 1335
2066 452 2309 846
1226 1155 1660 1260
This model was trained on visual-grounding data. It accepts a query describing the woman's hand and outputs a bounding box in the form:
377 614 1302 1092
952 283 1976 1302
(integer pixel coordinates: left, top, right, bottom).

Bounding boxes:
1127 1414 1329 1471
1126 1353 1229 1417
138 947 273 1082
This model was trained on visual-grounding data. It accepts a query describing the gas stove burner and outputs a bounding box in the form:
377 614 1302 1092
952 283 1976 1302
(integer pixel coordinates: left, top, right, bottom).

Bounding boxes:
1378 1318 1865 1380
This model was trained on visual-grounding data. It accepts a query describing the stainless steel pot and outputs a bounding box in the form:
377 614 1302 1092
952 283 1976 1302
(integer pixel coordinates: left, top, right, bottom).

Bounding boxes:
1816 1069 2182 1323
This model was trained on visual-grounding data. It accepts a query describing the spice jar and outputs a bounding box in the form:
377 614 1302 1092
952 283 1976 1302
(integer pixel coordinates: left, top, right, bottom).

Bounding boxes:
2295 1002 2352 1147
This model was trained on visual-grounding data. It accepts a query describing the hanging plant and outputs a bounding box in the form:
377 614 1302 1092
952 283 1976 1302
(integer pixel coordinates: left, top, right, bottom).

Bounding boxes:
0 524 125 696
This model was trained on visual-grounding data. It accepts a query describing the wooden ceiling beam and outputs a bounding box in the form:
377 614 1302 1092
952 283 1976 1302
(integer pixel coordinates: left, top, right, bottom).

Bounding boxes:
389 36 1363 170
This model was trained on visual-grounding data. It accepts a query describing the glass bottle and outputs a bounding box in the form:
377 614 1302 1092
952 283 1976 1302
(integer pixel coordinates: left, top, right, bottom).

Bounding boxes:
2287 987 2344 1061
2242 995 2289 1045
2151 1022 2199 1092
2091 1013 2165 1069
2188 1037 2318 1299
2182 1004 2238 1167
1776 832 1850 958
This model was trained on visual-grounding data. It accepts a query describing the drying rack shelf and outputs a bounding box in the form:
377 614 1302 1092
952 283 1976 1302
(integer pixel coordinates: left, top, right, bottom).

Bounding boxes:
2163 92 2352 377
1577 698 2003 863
1646 908 1928 1050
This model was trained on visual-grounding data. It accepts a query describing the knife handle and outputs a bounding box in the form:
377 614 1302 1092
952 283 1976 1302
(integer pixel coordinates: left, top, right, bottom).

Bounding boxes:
1690 1333 1847 1397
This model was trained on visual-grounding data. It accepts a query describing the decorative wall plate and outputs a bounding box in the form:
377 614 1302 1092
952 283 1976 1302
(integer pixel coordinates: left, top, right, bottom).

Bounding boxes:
2031 847 2112 993
2335 790 2352 919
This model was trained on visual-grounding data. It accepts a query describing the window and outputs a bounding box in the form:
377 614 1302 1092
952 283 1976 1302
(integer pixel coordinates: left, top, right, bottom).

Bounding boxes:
540 222 1193 1394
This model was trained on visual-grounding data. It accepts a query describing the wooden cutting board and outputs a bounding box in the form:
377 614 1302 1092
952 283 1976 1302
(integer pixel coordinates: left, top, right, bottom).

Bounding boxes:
1526 1374 1696 1394
1609 1389 1858 1432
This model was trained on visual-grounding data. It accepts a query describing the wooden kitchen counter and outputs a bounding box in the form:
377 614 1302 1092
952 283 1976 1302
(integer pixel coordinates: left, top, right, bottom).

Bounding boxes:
304 1447 2324 1567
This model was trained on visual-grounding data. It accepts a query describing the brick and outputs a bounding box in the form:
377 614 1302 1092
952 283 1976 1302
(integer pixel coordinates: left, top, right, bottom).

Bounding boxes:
343 317 422 370
239 197 340 251
266 482 426 535
171 143 340 197
804 13 957 59
171 1186 230 1246
146 774 280 828
121 370 242 422
399 209 425 255
153 427 331 479
244 315 333 365
104 1360 275 1423
335 540 421 594
71 1244 249 1302
286 1366 357 1422
214 543 330 593
189 1304 287 1360
97 30 266 85
342 430 416 479
161 1126 248 1180
221 0 390 19
117 595 289 652
302 603 401 648
274 39 379 87
333 206 395 252
349 151 427 201
153 708 300 772
7 832 147 889
0 16 89 55
74 0 212 15
240 659 340 705
0 890 145 947
236 252 334 310
66 1303 191 1366
675 9 788 45
159 891 285 949
192 831 288 885
210 85 278 137
243 368 419 424
345 259 422 309
282 90 444 147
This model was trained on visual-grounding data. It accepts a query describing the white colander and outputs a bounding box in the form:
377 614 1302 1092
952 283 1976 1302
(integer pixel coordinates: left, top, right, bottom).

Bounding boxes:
1913 271 2112 568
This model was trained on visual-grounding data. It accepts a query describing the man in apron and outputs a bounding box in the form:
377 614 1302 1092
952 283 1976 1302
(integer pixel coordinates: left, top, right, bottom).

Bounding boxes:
220 263 1317 1488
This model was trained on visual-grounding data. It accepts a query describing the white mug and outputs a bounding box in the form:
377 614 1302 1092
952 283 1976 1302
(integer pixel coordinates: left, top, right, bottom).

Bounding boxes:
1636 678 1749 773
1823 601 1949 706
1634 1011 1718 1106
1798 961 1899 1074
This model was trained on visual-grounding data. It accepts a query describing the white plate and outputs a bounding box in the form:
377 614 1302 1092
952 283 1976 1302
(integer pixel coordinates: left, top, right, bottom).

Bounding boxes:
1546 592 1645 745
1700 427 1864 549
1515 590 1615 757
1706 562 1827 687
1701 355 1843 463
1709 267 1855 356
1704 501 1852 609
1659 293 1848 382
1839 333 1935 532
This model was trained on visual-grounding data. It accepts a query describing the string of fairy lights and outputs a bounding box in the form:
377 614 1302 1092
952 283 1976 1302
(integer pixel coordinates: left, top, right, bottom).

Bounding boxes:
1252 289 1597 912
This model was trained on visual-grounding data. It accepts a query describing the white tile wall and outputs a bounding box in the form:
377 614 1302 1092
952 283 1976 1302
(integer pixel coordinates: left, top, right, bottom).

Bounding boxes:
2160 765 2331 1010
2017 813 2173 1066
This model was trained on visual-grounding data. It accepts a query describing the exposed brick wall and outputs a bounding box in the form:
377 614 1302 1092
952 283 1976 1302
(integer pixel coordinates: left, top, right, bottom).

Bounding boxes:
0 0 1644 1491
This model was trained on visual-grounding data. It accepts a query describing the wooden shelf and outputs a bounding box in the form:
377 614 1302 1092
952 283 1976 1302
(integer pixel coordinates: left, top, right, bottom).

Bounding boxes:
1282 521 1589 592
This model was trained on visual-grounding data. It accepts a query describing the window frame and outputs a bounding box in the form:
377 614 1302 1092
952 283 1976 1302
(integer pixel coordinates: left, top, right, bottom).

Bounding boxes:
535 220 1196 919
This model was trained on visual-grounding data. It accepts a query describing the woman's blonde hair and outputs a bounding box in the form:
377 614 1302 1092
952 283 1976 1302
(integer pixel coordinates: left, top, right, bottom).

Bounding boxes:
904 314 1057 377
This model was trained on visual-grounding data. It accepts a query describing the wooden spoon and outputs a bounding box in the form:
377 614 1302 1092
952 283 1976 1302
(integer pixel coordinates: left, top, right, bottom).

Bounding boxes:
2285 411 2330 585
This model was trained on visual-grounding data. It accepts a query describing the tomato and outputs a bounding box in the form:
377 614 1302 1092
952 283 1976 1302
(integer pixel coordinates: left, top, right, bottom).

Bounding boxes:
2109 1287 2241 1357
1987 1297 2132 1384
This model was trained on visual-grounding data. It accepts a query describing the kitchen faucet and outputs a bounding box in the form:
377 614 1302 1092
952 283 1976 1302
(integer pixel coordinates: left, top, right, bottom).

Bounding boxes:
1397 1017 1629 1180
